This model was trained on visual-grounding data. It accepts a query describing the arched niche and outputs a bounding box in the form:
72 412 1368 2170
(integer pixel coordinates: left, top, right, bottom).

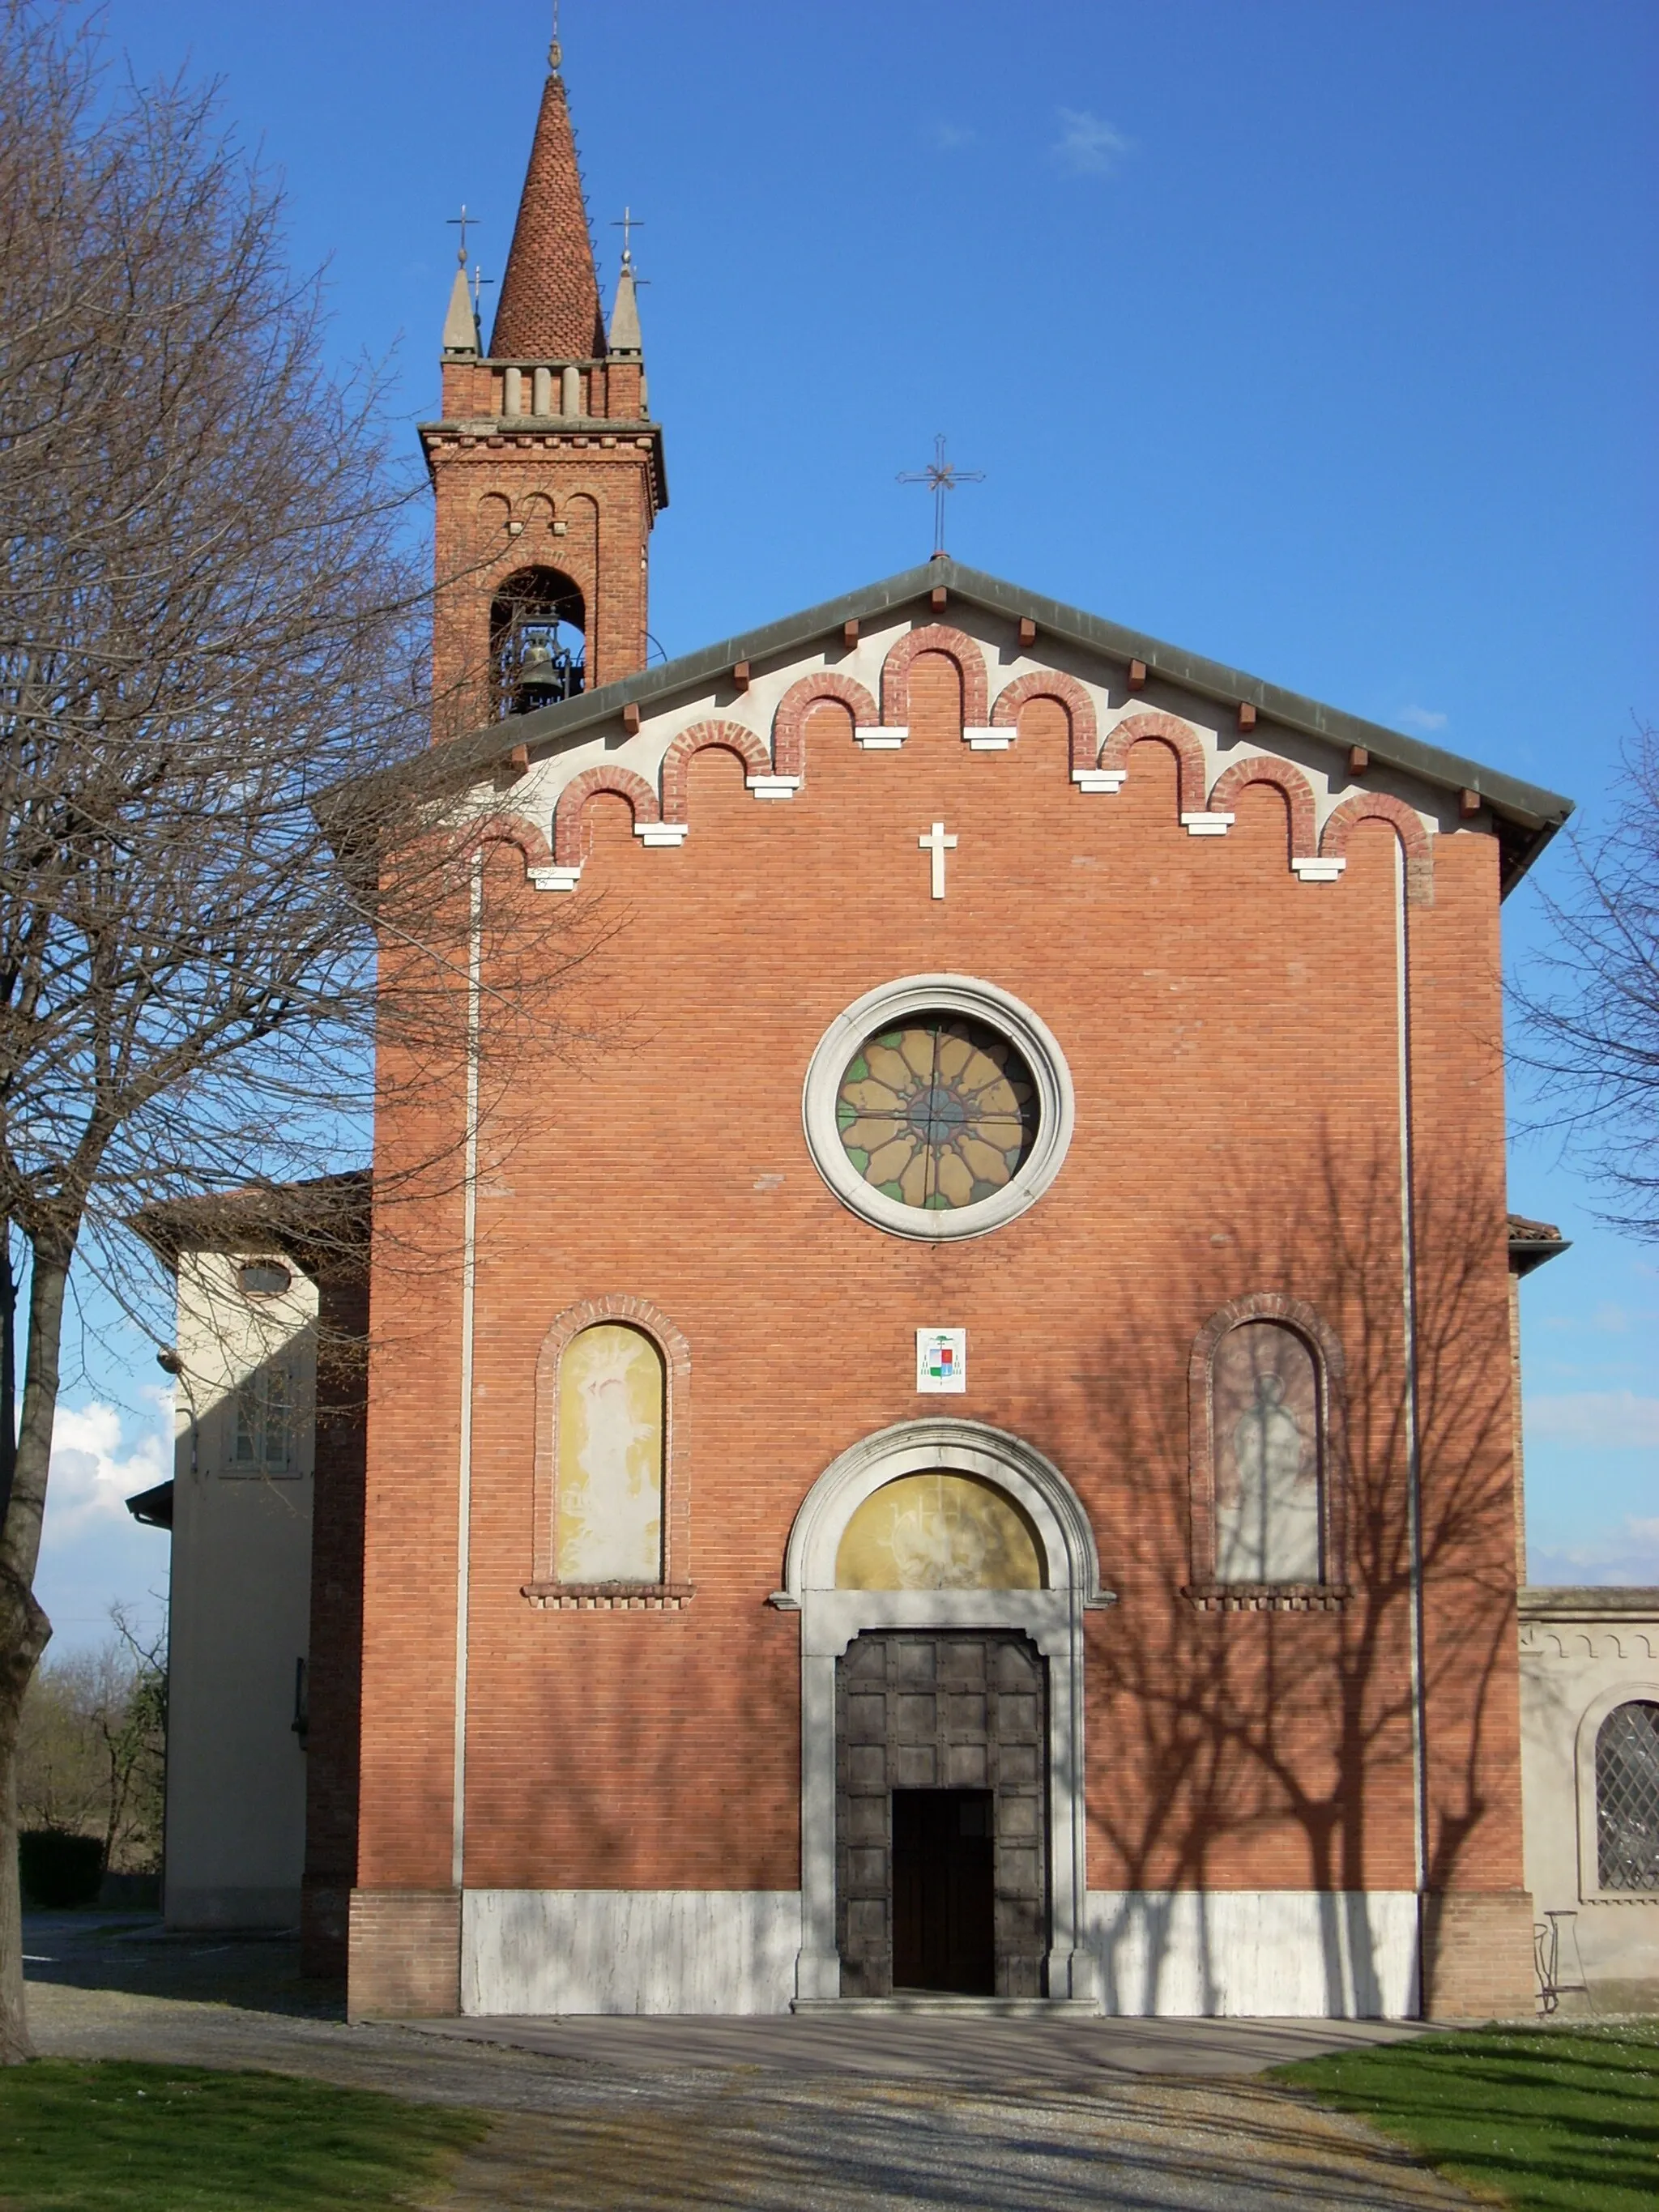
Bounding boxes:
489 563 586 718
777 1417 1113 2007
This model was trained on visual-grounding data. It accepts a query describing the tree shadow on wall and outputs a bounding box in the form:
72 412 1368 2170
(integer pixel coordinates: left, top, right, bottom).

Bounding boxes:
1035 1126 1520 2018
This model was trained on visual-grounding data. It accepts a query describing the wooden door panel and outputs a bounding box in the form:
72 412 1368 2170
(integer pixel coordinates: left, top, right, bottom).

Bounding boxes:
834 1630 1049 1999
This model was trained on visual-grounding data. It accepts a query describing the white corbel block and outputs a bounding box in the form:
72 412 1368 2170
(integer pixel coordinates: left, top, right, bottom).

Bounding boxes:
855 726 906 749
1182 812 1235 836
1073 769 1127 793
746 775 801 799
963 727 1013 749
1290 855 1346 881
635 821 689 846
528 864 583 892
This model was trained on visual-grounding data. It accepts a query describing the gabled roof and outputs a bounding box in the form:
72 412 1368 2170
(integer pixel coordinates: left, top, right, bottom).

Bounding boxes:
446 560 1574 892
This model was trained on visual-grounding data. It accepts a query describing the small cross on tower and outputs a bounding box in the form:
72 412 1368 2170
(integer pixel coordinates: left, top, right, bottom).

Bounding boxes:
919 820 958 901
446 203 479 266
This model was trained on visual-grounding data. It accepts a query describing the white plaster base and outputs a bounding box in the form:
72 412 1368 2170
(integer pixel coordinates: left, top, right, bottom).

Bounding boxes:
461 1890 802 2016
461 1886 1419 2018
1087 1890 1420 2019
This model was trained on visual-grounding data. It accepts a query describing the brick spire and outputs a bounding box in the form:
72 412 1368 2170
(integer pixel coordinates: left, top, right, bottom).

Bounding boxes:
490 59 605 360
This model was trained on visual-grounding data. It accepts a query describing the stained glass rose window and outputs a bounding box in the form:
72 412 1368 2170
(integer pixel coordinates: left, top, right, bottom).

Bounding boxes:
804 977 1073 1241
835 1018 1038 1210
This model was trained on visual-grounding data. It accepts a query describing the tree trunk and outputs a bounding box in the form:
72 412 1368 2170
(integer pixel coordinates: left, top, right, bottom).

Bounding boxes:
0 1241 73 2064
0 1224 15 1527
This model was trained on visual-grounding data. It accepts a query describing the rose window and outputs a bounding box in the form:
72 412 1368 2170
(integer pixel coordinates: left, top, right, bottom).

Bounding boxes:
835 1017 1038 1211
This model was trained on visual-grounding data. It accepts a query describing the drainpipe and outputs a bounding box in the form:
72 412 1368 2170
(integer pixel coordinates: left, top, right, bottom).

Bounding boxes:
1394 842 1431 2010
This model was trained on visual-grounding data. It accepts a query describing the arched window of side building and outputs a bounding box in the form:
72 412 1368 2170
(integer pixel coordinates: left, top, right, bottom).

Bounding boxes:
1597 1700 1659 1891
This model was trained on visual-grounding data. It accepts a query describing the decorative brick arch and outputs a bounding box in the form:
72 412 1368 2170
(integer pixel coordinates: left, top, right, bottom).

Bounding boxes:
990 671 1099 776
552 765 661 866
881 622 988 727
1185 1292 1350 1611
1207 754 1319 862
772 673 876 779
660 718 773 823
1320 791 1435 907
1097 710 1209 813
471 812 553 876
527 1294 693 1609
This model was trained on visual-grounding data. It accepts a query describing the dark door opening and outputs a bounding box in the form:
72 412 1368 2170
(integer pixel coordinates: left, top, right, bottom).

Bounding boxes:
891 1788 995 1995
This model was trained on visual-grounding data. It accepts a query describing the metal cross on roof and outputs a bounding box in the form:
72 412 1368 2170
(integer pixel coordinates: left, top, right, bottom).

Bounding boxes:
612 206 644 266
447 203 479 267
898 433 985 558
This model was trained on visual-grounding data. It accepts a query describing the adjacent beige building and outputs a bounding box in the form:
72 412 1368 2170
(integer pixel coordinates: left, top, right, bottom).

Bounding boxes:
1519 1587 1659 2012
141 1242 318 1929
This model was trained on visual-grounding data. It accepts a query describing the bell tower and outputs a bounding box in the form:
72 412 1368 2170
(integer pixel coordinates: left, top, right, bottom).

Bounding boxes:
422 42 667 737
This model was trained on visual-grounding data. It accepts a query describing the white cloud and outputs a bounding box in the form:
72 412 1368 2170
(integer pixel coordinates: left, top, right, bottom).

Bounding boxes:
1530 1515 1659 1586
1054 109 1132 176
41 1399 170 1548
1524 1390 1659 1450
1400 705 1448 732
927 121 975 151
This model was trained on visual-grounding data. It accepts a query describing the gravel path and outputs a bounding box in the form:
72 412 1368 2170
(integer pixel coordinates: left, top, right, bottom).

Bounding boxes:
24 1916 1477 2210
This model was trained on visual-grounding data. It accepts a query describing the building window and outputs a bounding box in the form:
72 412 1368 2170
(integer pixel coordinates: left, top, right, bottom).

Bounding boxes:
803 978 1073 1242
1597 1700 1659 1891
234 1366 292 1471
555 1323 665 1585
237 1260 292 1298
835 1019 1038 1213
1186 1294 1348 1610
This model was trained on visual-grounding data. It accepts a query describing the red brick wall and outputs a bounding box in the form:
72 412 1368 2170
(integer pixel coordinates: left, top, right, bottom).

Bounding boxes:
355 642 1528 1994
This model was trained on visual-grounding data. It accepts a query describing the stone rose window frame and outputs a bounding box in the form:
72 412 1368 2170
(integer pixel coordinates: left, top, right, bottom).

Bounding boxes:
802 975 1075 1243
1184 1292 1350 1613
522 1294 693 1613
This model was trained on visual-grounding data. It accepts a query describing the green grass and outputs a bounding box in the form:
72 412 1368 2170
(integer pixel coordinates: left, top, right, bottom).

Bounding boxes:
1274 2022 1659 2211
0 2060 490 2210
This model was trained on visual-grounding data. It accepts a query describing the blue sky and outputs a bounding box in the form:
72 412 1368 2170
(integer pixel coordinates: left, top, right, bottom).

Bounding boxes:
32 0 1658 1650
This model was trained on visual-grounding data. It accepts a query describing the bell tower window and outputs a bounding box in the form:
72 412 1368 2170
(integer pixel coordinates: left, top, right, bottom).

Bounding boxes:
490 566 586 717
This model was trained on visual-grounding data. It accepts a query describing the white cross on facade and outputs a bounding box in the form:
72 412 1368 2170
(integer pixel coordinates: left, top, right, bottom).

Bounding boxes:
918 820 957 900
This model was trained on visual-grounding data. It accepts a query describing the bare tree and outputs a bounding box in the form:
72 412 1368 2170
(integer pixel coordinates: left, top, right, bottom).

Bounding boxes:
0 3 596 2059
1513 725 1659 1237
18 1608 164 1872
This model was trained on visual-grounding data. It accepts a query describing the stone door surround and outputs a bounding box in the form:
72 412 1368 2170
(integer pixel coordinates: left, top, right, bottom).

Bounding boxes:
778 1416 1113 2005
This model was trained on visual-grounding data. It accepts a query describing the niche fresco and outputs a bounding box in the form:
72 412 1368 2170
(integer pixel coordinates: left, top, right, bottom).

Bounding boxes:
1212 1321 1322 1582
836 1473 1043 1592
555 1323 664 1583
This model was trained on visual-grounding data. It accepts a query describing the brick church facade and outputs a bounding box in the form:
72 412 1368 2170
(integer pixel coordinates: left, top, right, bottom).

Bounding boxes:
168 49 1580 2020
